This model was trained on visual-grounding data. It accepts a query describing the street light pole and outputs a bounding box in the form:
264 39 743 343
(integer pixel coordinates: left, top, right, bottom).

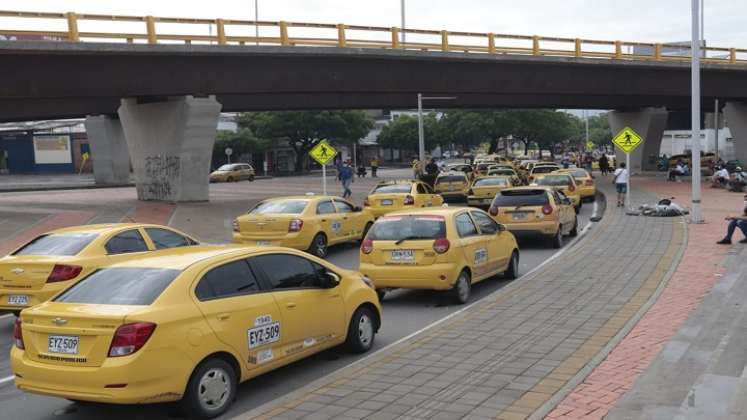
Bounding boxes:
255 0 259 46
691 0 703 223
417 93 425 164
400 0 406 45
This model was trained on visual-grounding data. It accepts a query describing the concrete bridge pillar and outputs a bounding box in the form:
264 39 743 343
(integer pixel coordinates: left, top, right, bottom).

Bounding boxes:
608 108 668 173
118 95 221 202
84 115 131 185
723 102 747 165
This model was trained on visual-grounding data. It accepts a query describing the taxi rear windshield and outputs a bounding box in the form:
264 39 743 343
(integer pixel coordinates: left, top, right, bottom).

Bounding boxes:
536 176 572 186
250 200 308 215
567 169 589 178
532 166 559 174
13 233 98 256
493 190 549 207
474 178 509 187
368 216 446 241
436 175 466 183
372 184 412 194
55 267 180 305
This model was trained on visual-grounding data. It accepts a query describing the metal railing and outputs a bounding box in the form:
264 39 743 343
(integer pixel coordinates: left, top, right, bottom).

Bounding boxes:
0 10 745 65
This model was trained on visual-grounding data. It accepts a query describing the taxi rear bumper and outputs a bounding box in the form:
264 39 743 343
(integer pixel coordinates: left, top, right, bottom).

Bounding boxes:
232 233 310 250
359 262 460 290
503 221 559 236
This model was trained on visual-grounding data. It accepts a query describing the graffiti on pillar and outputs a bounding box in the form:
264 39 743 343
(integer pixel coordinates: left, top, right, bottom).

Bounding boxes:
140 155 181 200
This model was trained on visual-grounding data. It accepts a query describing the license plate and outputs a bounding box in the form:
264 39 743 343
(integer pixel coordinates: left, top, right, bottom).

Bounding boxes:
247 322 281 349
381 199 393 206
7 295 28 305
256 240 271 246
512 212 529 220
48 335 79 354
390 250 415 262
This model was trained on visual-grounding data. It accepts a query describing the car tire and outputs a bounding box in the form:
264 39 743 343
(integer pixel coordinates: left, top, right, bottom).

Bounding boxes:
309 233 328 258
345 306 376 353
550 228 563 249
569 216 578 237
504 251 519 280
376 289 386 302
226 177 234 183
248 174 255 182
361 222 373 242
181 358 237 419
450 270 471 304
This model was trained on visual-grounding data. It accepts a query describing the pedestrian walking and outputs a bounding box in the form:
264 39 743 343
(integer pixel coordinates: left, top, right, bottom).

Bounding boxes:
716 200 747 244
370 157 379 178
613 162 629 207
423 158 439 187
339 160 354 199
599 154 610 176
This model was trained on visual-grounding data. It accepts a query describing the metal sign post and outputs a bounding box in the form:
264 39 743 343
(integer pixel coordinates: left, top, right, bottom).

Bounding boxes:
322 164 327 195
626 152 631 209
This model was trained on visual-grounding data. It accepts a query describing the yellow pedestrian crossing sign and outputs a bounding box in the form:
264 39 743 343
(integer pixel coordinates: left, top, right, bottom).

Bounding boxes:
612 127 643 154
309 140 337 165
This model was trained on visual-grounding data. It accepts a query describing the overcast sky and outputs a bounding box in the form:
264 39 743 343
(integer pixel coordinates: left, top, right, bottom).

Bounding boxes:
1 0 745 48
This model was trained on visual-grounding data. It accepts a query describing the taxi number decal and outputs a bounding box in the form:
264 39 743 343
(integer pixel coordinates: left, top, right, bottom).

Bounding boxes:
247 322 280 349
249 348 274 364
474 248 488 265
331 221 342 233
255 314 272 327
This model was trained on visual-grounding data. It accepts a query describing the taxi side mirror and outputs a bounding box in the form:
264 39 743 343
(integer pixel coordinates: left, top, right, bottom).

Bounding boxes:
497 224 507 233
353 206 362 212
323 271 341 288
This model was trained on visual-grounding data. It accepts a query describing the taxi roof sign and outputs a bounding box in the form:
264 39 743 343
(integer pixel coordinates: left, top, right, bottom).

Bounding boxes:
309 140 337 165
612 127 644 154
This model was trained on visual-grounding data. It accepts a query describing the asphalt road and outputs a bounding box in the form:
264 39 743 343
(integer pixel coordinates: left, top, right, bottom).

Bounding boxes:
0 169 595 420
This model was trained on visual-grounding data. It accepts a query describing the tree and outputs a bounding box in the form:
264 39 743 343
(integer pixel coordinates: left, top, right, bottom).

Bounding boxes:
587 114 612 148
238 111 373 172
439 110 513 154
212 128 270 166
376 113 443 156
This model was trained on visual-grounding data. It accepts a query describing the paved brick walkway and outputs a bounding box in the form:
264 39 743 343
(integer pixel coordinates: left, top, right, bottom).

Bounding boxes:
548 177 743 420
237 183 685 420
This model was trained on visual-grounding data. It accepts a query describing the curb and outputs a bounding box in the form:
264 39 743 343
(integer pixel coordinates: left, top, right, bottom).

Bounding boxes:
0 176 274 193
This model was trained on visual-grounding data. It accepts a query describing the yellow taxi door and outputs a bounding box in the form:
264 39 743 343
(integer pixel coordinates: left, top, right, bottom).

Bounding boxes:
193 258 286 370
102 228 156 263
470 210 510 274
250 253 346 357
333 199 360 241
316 199 346 245
454 212 489 280
422 183 443 206
553 191 573 233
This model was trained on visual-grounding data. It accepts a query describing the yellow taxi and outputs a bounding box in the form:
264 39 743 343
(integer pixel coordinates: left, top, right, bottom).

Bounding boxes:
467 176 515 207
530 172 582 212
233 195 374 258
0 224 199 315
434 172 471 201
488 187 577 248
364 180 444 219
11 246 381 418
359 207 520 304
486 167 521 185
556 168 596 201
526 163 561 184
209 163 255 183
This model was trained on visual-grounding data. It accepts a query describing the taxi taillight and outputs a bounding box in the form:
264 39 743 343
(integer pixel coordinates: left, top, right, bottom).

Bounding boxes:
585 180 594 186
404 195 415 205
361 238 374 254
47 264 82 283
288 219 304 232
489 206 499 216
433 238 450 254
568 184 576 192
13 318 24 350
232 219 239 232
542 204 554 215
108 322 156 357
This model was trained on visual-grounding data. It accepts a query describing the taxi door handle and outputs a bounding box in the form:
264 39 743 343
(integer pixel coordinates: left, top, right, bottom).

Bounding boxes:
285 302 297 309
217 313 231 321
321 219 327 222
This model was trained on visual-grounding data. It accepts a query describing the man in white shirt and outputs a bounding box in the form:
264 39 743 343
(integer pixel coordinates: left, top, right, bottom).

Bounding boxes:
668 161 686 181
713 166 729 188
613 162 629 207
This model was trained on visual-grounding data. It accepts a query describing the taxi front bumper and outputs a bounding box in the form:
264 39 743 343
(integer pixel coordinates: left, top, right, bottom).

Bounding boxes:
359 262 460 290
10 346 193 404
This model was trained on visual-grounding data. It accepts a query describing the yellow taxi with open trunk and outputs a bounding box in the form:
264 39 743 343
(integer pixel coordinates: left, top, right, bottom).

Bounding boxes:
359 207 520 304
11 245 381 419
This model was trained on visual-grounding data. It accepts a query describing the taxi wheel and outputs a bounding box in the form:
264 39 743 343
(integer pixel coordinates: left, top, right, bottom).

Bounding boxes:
376 289 386 301
550 228 563 249
504 251 519 280
451 270 471 305
226 176 234 183
309 233 328 258
569 216 578 237
345 306 376 353
182 358 237 419
248 175 255 182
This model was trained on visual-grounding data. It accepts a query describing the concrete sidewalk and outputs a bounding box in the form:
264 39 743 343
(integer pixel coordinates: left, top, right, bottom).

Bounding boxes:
237 183 685 419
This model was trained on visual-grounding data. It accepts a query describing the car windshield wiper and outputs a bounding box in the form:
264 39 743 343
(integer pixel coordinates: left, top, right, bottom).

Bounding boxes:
394 236 431 245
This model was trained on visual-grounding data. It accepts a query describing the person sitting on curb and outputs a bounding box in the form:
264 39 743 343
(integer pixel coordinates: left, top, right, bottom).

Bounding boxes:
668 160 686 181
717 200 747 244
713 166 730 188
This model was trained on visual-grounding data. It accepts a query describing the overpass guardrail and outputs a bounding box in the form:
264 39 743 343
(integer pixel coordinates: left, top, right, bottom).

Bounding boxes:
0 10 745 65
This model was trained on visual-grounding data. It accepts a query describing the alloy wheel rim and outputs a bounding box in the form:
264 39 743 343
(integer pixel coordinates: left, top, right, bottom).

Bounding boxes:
198 368 230 411
316 236 327 256
358 314 373 347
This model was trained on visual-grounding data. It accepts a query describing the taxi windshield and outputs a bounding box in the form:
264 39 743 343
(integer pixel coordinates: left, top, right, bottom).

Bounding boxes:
372 184 412 194
55 267 180 305
368 215 446 241
13 233 98 256
493 190 549 207
474 178 509 187
217 165 236 171
250 200 308 215
536 175 572 186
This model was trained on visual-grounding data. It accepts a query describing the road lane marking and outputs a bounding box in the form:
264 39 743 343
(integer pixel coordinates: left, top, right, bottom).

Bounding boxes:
0 313 14 320
0 375 15 385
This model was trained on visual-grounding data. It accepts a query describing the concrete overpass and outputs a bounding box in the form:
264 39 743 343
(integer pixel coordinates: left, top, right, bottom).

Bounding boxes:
2 11 747 201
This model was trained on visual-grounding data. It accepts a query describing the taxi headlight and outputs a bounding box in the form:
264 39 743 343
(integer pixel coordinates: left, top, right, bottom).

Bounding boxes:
360 275 375 289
